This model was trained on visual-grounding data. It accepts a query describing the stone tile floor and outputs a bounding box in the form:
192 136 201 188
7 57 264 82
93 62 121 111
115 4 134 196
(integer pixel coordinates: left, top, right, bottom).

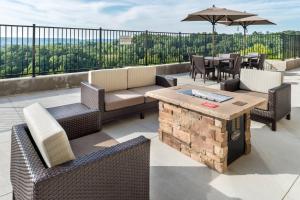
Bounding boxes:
1 70 300 200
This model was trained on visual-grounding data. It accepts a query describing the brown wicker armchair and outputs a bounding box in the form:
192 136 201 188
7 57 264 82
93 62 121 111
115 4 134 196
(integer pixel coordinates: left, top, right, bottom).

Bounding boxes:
10 104 150 200
221 69 291 131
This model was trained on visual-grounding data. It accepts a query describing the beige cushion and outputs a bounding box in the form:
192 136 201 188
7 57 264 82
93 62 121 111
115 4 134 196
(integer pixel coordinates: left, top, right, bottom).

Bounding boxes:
105 90 144 111
240 69 282 93
129 85 164 102
23 103 75 168
88 68 128 92
127 66 156 88
235 90 269 110
70 131 118 158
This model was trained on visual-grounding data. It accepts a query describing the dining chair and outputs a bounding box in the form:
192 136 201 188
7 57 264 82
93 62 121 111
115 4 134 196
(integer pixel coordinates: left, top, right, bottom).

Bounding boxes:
220 53 240 77
188 53 196 77
251 54 266 70
192 55 215 83
220 56 242 79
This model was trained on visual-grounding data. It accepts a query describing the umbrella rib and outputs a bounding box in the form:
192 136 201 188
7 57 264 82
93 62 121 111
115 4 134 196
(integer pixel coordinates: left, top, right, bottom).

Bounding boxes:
201 15 213 23
215 15 226 23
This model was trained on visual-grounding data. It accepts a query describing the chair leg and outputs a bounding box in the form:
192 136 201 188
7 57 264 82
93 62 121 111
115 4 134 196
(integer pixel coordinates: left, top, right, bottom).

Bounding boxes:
140 113 144 119
286 113 291 120
12 191 16 200
271 121 277 131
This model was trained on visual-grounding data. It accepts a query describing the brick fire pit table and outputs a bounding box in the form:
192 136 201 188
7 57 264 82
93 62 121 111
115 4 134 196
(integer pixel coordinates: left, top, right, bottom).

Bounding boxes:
146 84 266 173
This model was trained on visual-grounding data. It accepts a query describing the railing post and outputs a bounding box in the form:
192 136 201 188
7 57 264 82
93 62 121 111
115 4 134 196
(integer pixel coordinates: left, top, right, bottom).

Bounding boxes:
145 30 148 66
32 24 36 77
282 33 285 61
294 35 296 59
204 32 207 56
179 32 182 63
99 27 102 68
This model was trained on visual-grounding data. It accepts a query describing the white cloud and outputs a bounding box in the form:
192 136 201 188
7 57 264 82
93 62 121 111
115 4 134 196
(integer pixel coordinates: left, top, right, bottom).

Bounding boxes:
0 0 299 33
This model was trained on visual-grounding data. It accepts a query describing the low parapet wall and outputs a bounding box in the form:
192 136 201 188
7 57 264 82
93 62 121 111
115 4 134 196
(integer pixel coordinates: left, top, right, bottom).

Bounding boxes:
266 58 300 71
0 63 190 96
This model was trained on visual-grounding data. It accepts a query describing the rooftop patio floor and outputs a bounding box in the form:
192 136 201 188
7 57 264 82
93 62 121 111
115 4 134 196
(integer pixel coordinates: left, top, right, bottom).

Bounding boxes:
1 70 300 200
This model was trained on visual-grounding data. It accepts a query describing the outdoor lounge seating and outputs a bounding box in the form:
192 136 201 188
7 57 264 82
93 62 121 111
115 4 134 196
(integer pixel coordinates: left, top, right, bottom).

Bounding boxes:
81 66 177 124
10 103 150 200
221 69 291 131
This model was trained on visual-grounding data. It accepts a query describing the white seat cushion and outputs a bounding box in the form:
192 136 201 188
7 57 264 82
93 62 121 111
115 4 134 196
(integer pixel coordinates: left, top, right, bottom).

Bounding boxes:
127 66 156 88
70 131 118 158
23 103 75 168
89 68 128 92
129 85 164 102
105 90 144 111
239 69 282 93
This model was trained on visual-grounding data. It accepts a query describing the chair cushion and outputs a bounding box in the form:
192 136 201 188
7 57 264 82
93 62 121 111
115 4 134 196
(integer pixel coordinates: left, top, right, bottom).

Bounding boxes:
235 90 269 110
239 69 282 93
105 90 144 111
127 66 156 88
88 68 128 92
23 103 75 168
129 85 164 102
70 131 118 158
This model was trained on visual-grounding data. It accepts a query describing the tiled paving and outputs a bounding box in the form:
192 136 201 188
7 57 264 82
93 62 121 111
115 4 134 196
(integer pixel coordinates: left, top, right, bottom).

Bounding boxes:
1 71 300 200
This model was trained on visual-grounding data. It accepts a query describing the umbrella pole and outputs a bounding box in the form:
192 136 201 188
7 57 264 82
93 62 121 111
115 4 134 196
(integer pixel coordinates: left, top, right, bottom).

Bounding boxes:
212 23 215 56
243 25 247 56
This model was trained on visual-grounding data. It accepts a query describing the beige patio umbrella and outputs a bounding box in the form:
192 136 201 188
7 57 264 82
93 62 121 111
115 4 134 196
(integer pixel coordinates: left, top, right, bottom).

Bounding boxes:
218 16 276 54
182 5 256 56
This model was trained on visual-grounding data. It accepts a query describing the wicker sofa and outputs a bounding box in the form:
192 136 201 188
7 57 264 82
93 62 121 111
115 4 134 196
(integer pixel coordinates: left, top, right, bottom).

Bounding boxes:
11 103 150 200
221 69 291 131
81 66 177 123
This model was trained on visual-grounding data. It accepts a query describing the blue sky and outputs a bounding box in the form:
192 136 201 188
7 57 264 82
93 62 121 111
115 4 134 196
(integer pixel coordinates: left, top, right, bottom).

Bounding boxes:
0 0 299 33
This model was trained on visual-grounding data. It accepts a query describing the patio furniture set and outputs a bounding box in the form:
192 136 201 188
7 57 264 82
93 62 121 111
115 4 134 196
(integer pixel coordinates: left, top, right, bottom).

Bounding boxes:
10 66 176 200
10 65 291 199
189 53 267 83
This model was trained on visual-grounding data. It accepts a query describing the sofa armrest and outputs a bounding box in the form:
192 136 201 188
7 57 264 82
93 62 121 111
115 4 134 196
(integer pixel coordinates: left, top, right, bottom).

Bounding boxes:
56 110 101 140
11 124 47 200
156 75 177 87
81 81 105 111
35 136 150 199
220 78 240 91
268 83 291 120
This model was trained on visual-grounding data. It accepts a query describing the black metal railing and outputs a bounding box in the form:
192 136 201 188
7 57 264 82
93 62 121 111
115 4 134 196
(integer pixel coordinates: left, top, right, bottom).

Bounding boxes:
0 24 300 78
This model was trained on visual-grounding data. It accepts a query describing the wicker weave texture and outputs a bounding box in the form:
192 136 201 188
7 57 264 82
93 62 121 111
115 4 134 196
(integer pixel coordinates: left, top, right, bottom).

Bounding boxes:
11 104 150 200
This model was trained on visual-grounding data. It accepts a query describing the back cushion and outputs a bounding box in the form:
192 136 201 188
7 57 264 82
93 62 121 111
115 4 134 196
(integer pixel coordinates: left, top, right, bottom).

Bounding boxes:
127 66 156 88
240 69 282 93
89 68 128 92
23 103 75 168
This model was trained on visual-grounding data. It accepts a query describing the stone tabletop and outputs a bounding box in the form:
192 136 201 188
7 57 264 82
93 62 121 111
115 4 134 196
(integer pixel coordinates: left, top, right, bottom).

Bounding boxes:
146 84 266 120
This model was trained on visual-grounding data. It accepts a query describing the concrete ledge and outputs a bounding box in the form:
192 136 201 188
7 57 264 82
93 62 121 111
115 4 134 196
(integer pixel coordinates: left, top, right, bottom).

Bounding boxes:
0 72 88 96
267 58 300 71
0 63 190 96
155 62 190 75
